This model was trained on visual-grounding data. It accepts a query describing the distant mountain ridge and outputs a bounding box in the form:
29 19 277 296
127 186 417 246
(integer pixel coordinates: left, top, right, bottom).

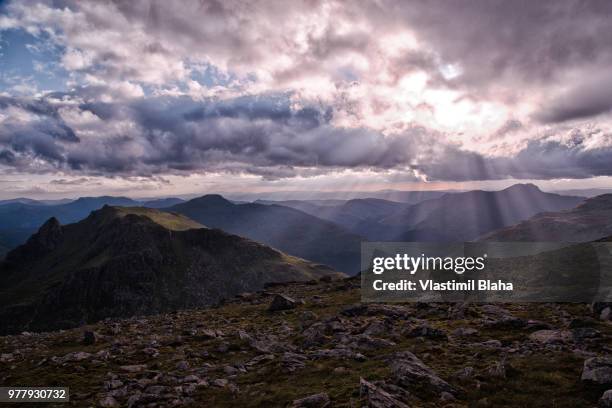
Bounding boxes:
258 198 407 232
227 189 450 203
167 195 363 274
344 184 584 241
0 198 74 206
256 184 585 242
0 206 339 334
0 185 589 260
481 194 612 241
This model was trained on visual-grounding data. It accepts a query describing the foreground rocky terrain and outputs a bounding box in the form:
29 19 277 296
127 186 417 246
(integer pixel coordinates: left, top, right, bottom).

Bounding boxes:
2 277 612 407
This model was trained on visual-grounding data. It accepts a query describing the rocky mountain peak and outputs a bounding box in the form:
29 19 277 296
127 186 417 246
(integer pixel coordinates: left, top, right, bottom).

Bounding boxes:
34 216 63 249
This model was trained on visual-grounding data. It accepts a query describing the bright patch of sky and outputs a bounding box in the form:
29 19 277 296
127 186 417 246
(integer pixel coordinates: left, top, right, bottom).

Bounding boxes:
0 28 68 94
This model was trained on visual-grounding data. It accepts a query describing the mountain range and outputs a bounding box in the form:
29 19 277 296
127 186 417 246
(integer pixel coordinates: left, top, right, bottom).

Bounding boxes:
0 206 339 334
0 198 74 206
256 198 406 233
226 189 450 203
167 195 363 274
0 184 595 269
258 184 585 242
359 184 584 241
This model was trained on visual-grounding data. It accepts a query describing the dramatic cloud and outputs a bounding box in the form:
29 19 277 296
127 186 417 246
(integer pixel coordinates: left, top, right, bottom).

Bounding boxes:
0 91 433 177
1 0 612 195
535 72 612 123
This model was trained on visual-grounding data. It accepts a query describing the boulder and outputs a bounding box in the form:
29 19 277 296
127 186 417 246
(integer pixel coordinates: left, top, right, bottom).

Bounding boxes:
405 324 447 340
483 317 527 329
389 351 456 395
281 352 307 372
485 360 506 379
582 357 612 385
599 390 612 408
213 378 229 387
529 330 572 344
99 396 119 407
311 348 366 361
291 392 330 408
351 334 396 351
454 366 474 380
302 323 328 348
452 327 478 337
119 364 147 373
572 327 601 341
360 378 410 408
268 294 297 312
82 331 97 345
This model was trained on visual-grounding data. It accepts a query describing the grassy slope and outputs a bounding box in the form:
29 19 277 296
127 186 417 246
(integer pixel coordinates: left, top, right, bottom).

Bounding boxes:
112 207 206 231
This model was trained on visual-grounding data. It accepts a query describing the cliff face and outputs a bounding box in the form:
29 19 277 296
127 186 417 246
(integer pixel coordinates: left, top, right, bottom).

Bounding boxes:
0 206 341 334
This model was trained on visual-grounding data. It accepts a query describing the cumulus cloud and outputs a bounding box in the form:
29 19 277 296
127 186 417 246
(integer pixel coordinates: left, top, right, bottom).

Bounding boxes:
0 92 429 177
2 90 612 182
1 0 612 188
535 72 612 123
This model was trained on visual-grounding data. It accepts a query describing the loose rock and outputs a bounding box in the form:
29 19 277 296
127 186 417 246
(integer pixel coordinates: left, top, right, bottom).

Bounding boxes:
582 357 612 385
291 392 330 408
269 294 297 312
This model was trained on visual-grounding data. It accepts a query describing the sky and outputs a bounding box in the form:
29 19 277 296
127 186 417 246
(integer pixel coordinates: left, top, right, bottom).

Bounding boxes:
1 0 612 199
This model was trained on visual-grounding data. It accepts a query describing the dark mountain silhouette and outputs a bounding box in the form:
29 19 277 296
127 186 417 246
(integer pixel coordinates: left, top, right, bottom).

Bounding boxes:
0 240 8 258
367 184 585 241
0 206 340 334
481 194 612 241
167 195 363 274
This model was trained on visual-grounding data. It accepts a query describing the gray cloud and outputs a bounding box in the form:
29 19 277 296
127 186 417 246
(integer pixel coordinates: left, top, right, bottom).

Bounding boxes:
421 134 612 182
3 0 612 186
535 72 612 123
0 92 427 177
374 0 612 89
2 91 612 182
